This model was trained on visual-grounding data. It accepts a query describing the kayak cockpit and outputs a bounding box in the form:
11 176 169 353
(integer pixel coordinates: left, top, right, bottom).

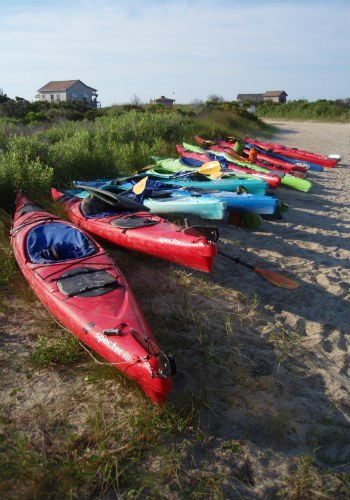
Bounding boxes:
26 222 97 264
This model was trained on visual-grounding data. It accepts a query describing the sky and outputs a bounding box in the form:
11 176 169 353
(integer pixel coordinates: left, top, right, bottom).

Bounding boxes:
1 0 350 106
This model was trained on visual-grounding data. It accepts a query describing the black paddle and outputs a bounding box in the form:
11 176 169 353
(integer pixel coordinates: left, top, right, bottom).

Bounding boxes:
78 181 150 212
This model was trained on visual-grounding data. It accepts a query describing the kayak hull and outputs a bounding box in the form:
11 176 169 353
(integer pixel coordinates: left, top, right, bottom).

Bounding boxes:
72 181 226 221
11 191 173 405
178 144 312 193
243 137 339 167
142 161 268 195
177 144 281 189
51 188 217 272
115 182 278 215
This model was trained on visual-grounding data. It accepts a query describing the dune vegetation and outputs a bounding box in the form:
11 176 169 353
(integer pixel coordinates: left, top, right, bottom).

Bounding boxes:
1 95 349 498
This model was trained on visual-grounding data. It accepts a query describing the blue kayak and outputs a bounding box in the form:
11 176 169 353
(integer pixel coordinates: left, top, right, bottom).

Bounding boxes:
70 184 227 220
73 178 278 215
142 158 268 195
84 172 268 196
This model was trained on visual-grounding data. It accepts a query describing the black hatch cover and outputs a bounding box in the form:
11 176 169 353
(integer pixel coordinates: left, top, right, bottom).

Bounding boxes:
110 215 159 229
57 267 119 297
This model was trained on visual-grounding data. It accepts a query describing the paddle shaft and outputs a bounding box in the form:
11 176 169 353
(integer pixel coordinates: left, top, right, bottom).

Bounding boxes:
218 249 299 289
218 250 254 269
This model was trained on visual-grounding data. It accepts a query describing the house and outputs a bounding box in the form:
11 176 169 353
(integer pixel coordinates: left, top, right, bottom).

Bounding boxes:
237 90 288 104
236 93 264 103
150 95 175 107
263 90 288 103
36 80 99 107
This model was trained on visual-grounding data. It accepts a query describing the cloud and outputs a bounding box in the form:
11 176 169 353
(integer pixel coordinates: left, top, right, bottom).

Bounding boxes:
1 0 349 103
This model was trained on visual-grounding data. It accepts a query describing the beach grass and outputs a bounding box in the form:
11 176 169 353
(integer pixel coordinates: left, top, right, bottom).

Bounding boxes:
0 111 349 498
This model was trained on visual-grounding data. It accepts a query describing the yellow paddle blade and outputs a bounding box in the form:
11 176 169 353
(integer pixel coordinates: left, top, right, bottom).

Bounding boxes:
132 176 148 194
209 172 223 180
254 267 300 289
198 161 221 176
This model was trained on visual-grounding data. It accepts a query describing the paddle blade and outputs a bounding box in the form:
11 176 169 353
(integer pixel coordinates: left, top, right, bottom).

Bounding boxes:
198 161 221 176
209 172 223 180
254 267 299 289
132 176 148 194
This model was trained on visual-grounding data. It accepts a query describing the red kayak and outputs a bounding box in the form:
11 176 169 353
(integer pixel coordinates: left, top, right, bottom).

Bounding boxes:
213 139 308 175
243 137 339 168
176 145 282 189
51 187 217 273
11 191 174 405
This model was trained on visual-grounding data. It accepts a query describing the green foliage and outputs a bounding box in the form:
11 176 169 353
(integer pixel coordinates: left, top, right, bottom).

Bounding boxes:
0 210 18 307
30 333 85 367
0 93 97 123
255 99 350 122
0 143 53 208
0 102 270 211
25 111 49 124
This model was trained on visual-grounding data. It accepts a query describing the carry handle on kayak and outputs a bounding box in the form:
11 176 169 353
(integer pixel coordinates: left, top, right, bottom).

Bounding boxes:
183 225 219 243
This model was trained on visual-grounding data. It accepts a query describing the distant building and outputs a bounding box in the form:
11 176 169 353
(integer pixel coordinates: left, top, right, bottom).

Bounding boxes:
237 93 264 103
237 90 288 104
150 95 175 107
36 80 99 108
263 91 288 103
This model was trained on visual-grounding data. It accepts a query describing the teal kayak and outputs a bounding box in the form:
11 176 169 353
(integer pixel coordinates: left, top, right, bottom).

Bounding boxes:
139 164 268 195
73 177 278 215
181 143 312 193
70 184 227 220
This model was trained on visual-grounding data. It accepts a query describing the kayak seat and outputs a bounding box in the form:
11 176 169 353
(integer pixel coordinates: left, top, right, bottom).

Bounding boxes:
26 222 97 264
81 195 123 216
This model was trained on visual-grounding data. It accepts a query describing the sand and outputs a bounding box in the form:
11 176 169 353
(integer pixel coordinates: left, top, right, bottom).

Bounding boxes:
1 120 349 497
211 120 350 495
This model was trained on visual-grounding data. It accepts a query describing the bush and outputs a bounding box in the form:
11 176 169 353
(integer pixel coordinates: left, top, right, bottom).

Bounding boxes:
255 99 350 122
0 103 270 211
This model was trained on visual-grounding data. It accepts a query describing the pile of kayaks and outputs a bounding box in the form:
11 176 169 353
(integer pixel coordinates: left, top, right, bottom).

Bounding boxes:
11 136 341 404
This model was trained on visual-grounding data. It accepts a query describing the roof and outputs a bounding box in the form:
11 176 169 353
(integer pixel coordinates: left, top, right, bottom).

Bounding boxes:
263 90 288 97
237 94 263 100
38 80 97 92
153 96 175 102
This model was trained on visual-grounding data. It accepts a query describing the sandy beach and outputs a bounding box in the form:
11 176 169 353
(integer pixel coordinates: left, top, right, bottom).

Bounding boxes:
1 120 349 497
212 120 350 495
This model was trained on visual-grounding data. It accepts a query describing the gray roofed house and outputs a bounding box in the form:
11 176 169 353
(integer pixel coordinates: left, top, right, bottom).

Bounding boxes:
237 90 288 104
36 80 99 108
150 95 175 106
236 93 264 103
263 91 288 103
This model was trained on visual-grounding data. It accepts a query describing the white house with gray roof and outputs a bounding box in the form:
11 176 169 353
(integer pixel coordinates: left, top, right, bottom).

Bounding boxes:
36 80 99 107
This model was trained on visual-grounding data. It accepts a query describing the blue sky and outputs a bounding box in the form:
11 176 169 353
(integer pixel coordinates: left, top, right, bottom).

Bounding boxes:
1 0 349 106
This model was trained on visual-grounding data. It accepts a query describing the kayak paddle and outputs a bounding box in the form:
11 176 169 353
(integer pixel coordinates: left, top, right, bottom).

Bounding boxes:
132 176 148 194
77 184 150 211
219 249 299 289
197 161 222 179
182 223 298 288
